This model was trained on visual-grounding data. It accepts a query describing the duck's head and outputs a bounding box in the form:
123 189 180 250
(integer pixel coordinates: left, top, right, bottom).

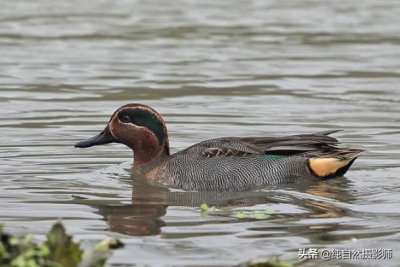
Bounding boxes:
75 103 170 165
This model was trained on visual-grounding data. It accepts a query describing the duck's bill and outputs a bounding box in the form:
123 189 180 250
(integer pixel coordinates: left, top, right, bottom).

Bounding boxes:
75 127 119 148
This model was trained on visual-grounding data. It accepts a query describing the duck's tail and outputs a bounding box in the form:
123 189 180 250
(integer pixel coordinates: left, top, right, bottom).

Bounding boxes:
307 148 365 179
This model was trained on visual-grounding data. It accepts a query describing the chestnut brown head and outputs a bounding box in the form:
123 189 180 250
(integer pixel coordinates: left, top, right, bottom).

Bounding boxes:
75 103 170 165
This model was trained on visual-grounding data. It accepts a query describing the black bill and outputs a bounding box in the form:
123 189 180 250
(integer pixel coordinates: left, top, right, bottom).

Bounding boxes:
75 126 119 148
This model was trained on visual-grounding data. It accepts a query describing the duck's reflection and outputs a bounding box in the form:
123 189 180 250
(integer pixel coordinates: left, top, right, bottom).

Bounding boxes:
98 203 166 236
95 174 355 236
97 173 283 235
304 178 354 219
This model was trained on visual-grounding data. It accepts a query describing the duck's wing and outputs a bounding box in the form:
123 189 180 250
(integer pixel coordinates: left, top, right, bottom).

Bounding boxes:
197 130 342 159
237 130 341 155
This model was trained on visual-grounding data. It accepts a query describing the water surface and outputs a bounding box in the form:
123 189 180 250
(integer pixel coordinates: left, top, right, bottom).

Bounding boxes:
1 0 399 266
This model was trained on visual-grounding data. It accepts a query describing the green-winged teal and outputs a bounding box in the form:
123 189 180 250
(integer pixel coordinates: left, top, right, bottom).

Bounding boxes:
75 103 364 191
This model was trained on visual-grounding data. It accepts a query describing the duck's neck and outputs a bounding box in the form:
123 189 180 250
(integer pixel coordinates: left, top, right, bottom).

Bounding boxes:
133 136 170 166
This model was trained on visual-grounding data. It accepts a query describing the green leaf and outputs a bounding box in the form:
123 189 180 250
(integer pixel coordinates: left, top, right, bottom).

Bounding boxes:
236 211 246 219
200 203 209 216
79 238 124 267
200 203 209 212
45 222 83 267
253 211 268 220
199 203 219 217
1 221 123 267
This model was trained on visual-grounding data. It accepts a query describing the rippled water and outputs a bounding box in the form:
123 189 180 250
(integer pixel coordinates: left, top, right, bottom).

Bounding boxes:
1 1 400 266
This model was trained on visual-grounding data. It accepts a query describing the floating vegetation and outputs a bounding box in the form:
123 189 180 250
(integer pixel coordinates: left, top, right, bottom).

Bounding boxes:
199 203 276 220
0 222 123 267
199 203 218 216
234 209 276 220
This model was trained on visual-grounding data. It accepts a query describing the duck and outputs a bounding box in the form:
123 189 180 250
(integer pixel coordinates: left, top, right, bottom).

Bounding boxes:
75 103 364 192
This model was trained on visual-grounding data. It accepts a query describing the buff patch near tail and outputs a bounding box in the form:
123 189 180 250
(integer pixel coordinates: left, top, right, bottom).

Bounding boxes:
308 157 353 178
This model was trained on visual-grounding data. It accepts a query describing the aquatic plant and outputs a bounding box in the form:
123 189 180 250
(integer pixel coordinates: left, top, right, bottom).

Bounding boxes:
235 209 275 220
200 203 276 220
199 203 218 216
0 222 123 267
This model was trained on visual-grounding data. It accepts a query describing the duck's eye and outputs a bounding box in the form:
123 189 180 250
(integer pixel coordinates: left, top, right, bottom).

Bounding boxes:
121 115 130 123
